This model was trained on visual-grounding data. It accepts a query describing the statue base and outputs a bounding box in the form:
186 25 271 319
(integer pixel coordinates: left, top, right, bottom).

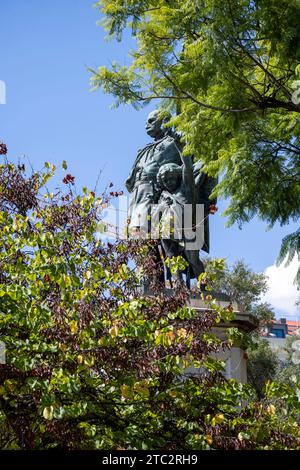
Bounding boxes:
141 285 258 383
189 296 258 383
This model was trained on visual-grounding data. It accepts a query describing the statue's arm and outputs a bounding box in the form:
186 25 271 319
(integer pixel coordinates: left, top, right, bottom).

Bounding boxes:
176 145 195 199
193 161 203 188
181 154 194 189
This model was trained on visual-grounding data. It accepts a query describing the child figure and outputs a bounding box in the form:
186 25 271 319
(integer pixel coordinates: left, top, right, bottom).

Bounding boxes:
155 151 205 287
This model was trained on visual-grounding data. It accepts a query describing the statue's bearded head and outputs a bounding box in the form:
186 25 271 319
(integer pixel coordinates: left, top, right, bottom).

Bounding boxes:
157 163 181 192
145 110 164 139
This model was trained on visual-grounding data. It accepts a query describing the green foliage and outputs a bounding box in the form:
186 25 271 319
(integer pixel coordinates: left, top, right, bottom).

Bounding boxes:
204 258 274 324
277 229 300 285
247 339 279 399
164 255 189 274
275 336 300 394
93 0 300 281
0 155 300 449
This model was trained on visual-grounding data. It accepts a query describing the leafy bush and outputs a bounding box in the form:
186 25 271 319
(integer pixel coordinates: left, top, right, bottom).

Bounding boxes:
0 147 300 449
247 339 279 399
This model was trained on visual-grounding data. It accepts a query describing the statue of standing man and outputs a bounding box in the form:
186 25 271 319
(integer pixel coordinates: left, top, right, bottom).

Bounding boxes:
125 110 216 288
125 110 182 236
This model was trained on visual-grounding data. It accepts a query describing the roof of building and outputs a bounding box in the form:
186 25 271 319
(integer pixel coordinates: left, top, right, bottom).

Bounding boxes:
259 318 300 337
285 320 300 336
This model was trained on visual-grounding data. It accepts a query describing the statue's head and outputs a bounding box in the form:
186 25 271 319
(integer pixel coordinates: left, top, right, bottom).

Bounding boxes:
145 110 165 139
157 163 181 192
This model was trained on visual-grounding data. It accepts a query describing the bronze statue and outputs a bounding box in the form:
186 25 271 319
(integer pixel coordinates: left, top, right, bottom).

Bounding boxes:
125 110 182 235
125 110 216 288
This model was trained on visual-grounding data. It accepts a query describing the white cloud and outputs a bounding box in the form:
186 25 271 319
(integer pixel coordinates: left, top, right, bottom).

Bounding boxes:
262 256 299 317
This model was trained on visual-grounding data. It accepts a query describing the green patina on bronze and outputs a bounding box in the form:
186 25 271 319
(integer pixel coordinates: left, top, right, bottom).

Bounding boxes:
126 111 217 286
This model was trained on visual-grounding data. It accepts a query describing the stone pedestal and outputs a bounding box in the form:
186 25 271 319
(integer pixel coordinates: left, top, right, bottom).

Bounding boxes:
189 297 258 383
141 284 258 383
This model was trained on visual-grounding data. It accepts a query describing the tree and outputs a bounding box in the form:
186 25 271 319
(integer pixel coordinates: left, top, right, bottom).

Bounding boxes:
204 258 275 323
1 144 300 450
247 339 279 399
275 335 300 392
92 0 300 282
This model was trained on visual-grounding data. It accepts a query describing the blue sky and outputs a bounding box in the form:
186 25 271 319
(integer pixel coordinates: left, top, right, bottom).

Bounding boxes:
0 0 298 316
